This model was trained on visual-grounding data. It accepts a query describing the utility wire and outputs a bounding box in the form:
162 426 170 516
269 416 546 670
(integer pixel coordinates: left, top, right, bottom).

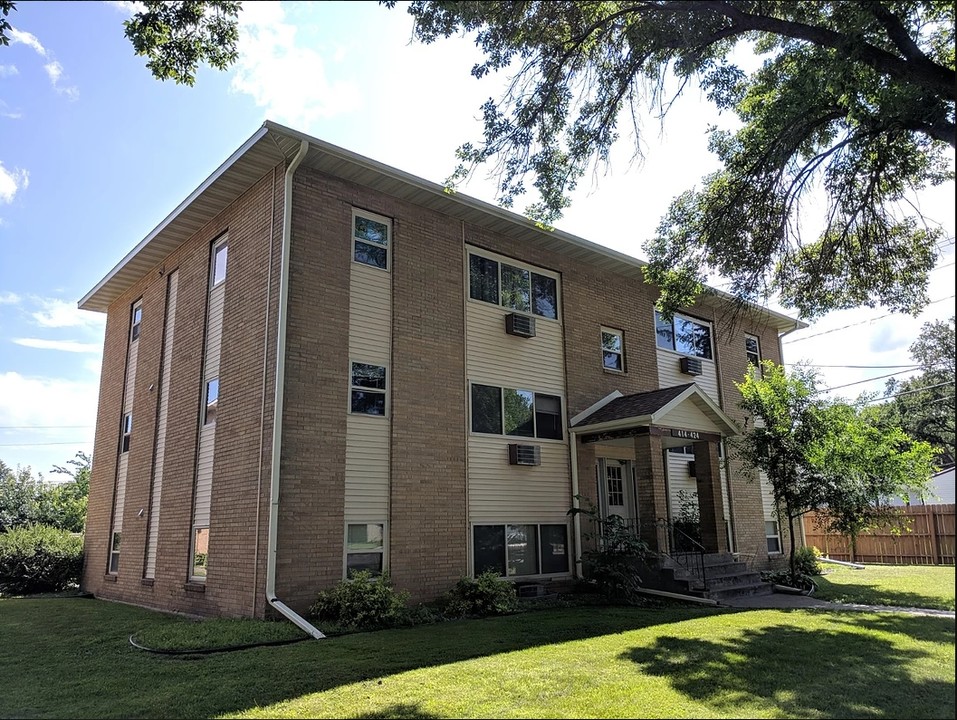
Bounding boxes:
788 363 921 369
863 380 956 403
817 369 921 393
784 295 956 344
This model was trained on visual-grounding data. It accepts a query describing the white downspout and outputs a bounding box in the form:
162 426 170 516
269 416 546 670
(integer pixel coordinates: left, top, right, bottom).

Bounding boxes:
266 139 325 639
569 429 583 578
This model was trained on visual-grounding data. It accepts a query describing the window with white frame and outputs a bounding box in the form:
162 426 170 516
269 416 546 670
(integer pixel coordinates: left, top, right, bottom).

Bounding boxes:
470 384 562 440
468 252 558 319
204 378 219 425
473 524 569 577
745 334 761 374
346 523 385 576
601 327 624 371
765 520 782 554
654 310 713 359
130 302 143 342
350 362 387 415
120 413 132 453
212 238 228 286
108 531 121 574
353 211 391 270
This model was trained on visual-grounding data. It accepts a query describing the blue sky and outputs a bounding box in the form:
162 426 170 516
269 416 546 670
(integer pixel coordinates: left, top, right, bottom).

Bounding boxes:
1 1 953 477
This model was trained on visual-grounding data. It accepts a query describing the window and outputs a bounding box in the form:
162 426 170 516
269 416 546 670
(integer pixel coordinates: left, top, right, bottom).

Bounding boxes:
204 379 219 425
130 302 143 342
353 211 391 270
108 532 121 574
468 253 558 319
745 334 761 375
120 413 132 453
473 524 569 577
470 384 563 440
606 464 624 506
601 328 624 371
654 311 713 359
212 240 228 286
350 363 387 415
346 523 384 576
191 527 209 581
765 520 781 554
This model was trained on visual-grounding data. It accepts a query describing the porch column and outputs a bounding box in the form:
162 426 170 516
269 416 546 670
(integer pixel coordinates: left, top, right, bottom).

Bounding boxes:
693 441 728 553
634 433 668 553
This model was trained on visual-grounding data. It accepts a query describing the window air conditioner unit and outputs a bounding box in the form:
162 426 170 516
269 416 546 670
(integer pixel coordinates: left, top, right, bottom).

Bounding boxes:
508 443 541 466
505 313 536 338
680 356 703 376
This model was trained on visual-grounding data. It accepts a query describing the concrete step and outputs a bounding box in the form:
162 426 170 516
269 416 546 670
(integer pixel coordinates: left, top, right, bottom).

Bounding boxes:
707 582 774 601
703 571 764 590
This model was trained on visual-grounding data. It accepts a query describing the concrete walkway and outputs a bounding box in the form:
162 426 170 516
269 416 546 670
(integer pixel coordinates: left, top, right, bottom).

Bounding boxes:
720 591 956 618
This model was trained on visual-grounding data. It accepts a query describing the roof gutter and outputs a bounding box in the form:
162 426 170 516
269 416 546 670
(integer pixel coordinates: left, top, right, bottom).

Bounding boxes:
265 139 325 640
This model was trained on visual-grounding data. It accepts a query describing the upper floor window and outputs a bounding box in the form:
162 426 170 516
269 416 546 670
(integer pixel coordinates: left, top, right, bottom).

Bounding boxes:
120 413 132 453
654 310 713 360
470 383 563 440
351 362 387 415
212 239 228 286
745 334 761 372
353 210 391 271
130 302 142 342
468 253 558 319
601 327 624 371
204 378 219 425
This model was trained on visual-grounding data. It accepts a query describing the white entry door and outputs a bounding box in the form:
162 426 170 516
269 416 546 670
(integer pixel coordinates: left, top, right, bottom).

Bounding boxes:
600 459 636 521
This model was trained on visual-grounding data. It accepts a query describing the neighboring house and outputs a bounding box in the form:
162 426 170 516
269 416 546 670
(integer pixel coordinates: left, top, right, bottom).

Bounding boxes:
79 122 806 621
890 466 956 506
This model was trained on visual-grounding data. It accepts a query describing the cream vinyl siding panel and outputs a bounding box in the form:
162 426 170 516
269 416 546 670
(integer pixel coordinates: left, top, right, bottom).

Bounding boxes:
349 264 391 365
113 454 129 533
203 286 225 377
145 271 177 578
656 348 720 403
466 301 565 395
658 399 720 433
344 415 390 521
468 436 571 523
759 471 776 520
719 462 731 529
193 425 216 527
666 451 697 520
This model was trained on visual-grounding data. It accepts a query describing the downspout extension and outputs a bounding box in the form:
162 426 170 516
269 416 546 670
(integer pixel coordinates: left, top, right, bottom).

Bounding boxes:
266 139 325 640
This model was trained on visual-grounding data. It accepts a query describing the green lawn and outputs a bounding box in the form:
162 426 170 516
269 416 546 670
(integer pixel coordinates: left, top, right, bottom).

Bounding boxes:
814 564 955 611
0 598 953 719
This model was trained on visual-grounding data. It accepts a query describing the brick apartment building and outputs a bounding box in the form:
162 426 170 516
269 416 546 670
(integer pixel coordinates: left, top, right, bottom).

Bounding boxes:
79 121 805 624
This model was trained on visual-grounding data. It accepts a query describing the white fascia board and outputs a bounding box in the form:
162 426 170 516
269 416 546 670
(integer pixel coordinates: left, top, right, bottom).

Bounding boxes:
570 414 654 436
569 390 624 427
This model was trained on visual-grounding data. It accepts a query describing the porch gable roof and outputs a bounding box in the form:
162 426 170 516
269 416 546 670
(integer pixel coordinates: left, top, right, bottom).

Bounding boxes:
571 383 740 437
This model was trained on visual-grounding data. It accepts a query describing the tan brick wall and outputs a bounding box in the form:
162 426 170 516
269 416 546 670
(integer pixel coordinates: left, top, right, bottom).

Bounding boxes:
83 166 284 617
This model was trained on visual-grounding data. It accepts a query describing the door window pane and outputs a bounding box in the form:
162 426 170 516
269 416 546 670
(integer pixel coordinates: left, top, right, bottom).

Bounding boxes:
473 525 506 576
471 384 502 434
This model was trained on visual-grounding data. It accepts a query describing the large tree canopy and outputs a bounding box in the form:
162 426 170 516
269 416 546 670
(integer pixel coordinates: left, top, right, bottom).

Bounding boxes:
1 0 240 86
391 1 955 319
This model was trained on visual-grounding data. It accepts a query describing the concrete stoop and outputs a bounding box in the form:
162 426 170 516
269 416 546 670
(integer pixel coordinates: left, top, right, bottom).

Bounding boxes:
660 552 773 601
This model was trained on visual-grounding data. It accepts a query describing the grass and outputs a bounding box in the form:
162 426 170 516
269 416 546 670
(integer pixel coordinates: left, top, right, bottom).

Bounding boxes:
0 597 953 719
133 616 308 651
814 564 955 611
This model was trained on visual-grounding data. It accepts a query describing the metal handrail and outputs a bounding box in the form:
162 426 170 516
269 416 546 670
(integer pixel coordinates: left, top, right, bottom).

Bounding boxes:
654 518 709 592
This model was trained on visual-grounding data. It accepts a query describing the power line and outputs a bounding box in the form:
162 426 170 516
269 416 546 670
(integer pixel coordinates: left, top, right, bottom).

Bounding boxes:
789 363 921 369
817 369 920 393
863 380 956 403
784 295 956 344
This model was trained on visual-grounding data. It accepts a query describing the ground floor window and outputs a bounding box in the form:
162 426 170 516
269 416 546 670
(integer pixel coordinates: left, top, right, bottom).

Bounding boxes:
191 527 209 581
346 523 385 577
765 520 781 554
108 531 121 574
473 524 569 577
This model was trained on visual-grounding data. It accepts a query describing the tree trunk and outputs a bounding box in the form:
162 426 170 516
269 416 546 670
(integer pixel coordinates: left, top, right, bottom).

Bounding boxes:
787 513 798 586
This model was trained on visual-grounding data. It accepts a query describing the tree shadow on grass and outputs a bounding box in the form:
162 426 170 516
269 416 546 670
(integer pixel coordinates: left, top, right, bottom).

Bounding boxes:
814 575 955 611
621 612 955 719
352 703 441 719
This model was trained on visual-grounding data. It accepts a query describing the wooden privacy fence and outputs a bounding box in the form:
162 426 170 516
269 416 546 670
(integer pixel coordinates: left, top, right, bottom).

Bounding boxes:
802 504 955 565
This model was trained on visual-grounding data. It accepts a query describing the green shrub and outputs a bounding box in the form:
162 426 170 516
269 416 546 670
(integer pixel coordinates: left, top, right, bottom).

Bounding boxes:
0 524 84 595
795 545 823 576
308 572 408 631
441 570 519 618
572 498 650 602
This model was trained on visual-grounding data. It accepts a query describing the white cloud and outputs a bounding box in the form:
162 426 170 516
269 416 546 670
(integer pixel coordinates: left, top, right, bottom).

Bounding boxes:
13 338 102 353
0 64 18 77
9 28 47 57
43 60 62 84
29 297 105 329
229 2 360 126
0 99 22 119
0 161 29 203
0 291 20 305
104 0 146 14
